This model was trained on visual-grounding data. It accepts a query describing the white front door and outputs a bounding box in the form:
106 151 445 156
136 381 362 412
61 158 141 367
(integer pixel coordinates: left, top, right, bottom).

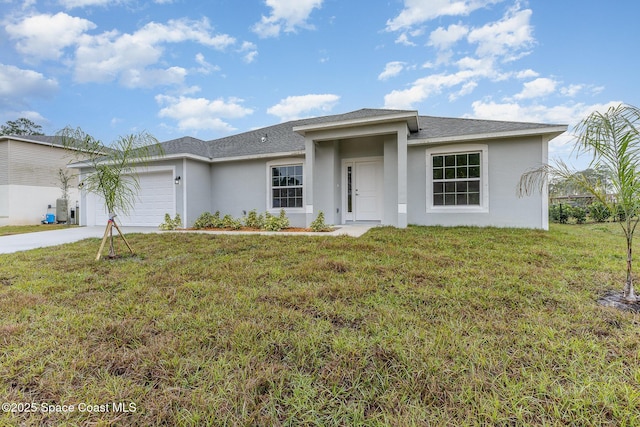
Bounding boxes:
354 160 383 221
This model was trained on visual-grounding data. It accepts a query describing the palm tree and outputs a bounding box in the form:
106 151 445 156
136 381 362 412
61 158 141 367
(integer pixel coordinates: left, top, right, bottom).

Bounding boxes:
519 103 640 302
58 127 163 259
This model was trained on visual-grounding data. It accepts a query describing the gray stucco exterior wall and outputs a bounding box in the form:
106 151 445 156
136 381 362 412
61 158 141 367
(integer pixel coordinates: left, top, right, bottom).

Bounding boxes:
210 157 307 227
183 159 212 227
211 159 265 220
407 136 548 229
383 137 398 227
313 141 340 225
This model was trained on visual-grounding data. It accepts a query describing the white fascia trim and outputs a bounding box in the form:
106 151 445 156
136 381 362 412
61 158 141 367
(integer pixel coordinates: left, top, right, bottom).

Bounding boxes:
209 150 305 163
293 112 419 135
409 126 568 146
154 153 211 163
67 153 212 169
68 151 306 169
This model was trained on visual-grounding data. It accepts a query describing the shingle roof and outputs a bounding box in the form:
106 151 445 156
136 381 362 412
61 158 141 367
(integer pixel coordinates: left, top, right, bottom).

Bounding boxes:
204 108 417 159
192 109 565 159
159 136 209 157
412 115 564 140
7 109 567 162
0 134 63 147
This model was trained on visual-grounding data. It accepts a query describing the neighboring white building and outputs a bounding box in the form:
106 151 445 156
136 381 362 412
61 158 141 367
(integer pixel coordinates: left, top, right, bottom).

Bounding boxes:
0 135 80 226
69 109 567 230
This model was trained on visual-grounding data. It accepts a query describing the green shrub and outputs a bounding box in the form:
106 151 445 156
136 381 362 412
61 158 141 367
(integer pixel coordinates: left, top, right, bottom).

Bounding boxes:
614 204 635 222
589 202 610 222
243 209 264 229
264 209 289 231
193 211 222 229
310 211 331 232
222 214 242 230
570 206 587 224
549 204 569 224
159 213 182 230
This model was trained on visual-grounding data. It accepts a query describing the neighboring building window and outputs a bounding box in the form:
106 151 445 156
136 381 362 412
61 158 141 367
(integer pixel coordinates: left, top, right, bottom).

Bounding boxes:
426 145 488 212
271 164 303 208
432 152 481 206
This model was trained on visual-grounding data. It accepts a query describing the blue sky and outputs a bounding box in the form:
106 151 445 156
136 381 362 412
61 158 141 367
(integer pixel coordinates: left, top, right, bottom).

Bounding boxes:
1 0 638 167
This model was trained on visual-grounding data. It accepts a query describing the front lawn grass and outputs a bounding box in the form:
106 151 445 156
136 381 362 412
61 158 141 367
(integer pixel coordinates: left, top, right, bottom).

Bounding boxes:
0 224 639 425
0 224 76 236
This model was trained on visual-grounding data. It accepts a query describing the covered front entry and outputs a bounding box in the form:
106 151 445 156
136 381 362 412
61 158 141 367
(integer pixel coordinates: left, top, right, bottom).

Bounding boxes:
295 111 415 228
343 158 383 222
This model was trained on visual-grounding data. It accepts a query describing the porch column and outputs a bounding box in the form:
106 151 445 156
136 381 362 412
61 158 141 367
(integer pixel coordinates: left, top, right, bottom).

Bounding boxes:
397 126 408 228
304 137 315 227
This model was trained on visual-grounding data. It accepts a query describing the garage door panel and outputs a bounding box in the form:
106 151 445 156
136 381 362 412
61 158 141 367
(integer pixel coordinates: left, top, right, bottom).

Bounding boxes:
94 171 174 226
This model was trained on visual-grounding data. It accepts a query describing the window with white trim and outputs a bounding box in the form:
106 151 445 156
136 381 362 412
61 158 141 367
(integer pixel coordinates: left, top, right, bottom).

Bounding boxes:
427 145 489 212
271 164 303 208
432 152 481 206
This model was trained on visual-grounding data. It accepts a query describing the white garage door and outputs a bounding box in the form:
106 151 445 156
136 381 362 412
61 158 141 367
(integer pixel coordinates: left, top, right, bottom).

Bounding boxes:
94 171 175 226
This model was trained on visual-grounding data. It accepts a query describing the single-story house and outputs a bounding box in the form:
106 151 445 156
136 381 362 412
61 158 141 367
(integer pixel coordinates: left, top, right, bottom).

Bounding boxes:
71 108 567 230
0 135 81 226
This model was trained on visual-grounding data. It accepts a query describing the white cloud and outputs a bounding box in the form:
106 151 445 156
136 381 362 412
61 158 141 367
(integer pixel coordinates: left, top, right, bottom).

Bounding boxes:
134 18 235 49
58 0 115 7
120 66 188 88
155 94 253 132
378 61 406 81
0 64 58 107
384 72 465 109
467 6 534 60
386 0 503 32
384 61 494 109
428 24 469 50
395 33 416 46
469 100 622 125
74 18 235 86
267 94 340 121
6 13 240 88
252 0 323 38
456 55 495 74
5 12 96 61
0 110 47 129
513 77 557 100
514 69 539 79
394 28 425 46
449 81 477 101
239 41 258 63
560 84 584 98
468 100 625 164
383 3 539 109
194 53 220 74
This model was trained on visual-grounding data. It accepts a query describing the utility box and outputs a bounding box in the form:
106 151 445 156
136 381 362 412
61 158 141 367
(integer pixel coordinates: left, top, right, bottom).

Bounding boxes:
56 199 68 223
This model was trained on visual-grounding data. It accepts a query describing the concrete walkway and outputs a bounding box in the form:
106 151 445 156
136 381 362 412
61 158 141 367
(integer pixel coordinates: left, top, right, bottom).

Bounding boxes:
176 224 374 238
0 224 374 255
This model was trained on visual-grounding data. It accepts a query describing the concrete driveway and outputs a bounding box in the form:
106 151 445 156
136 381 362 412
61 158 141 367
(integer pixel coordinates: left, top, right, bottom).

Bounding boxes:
0 226 160 254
